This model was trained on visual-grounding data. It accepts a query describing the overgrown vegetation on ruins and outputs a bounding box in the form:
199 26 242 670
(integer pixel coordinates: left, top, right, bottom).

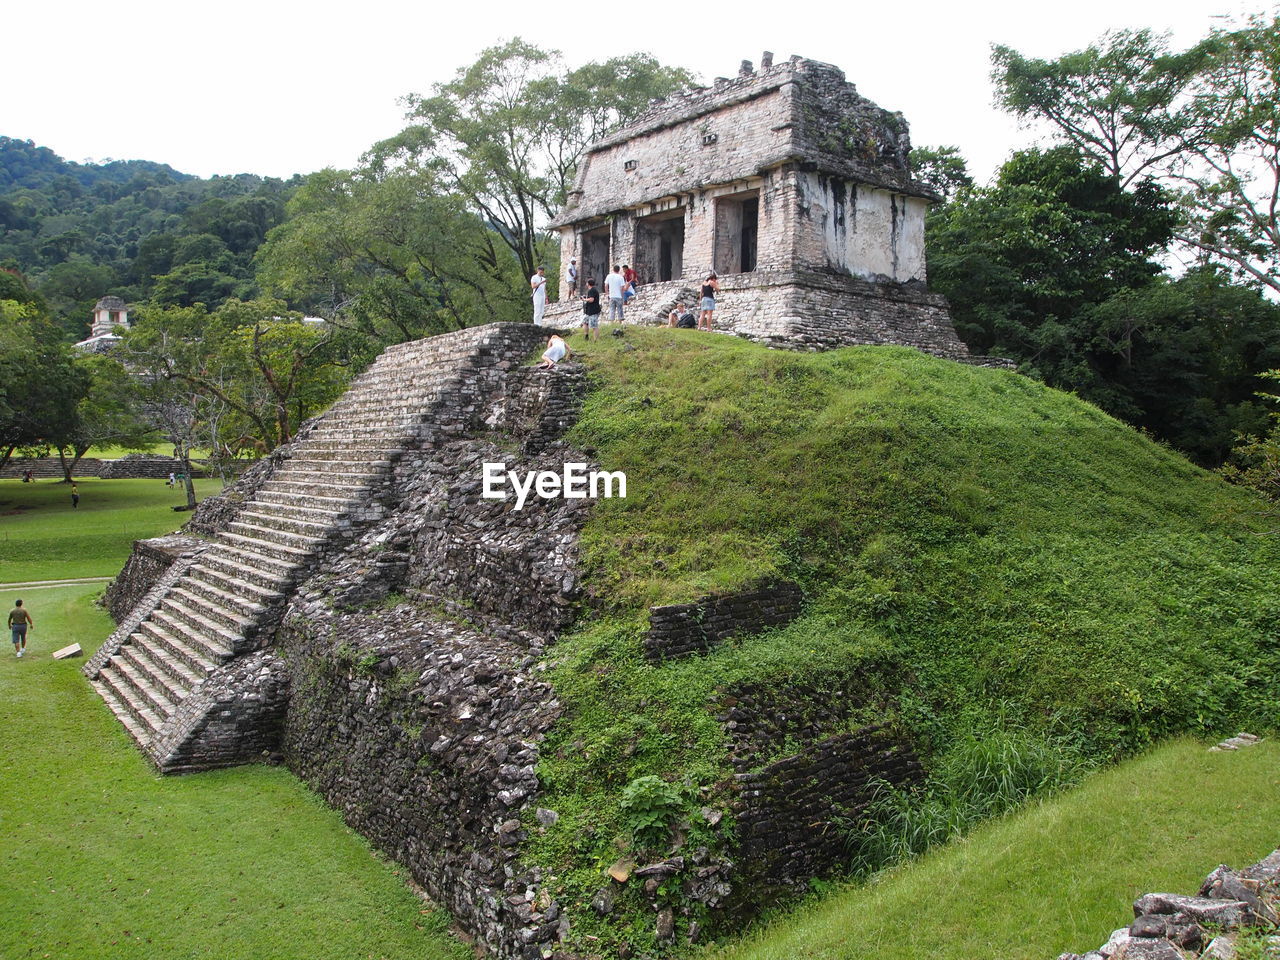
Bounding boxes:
526 327 1278 954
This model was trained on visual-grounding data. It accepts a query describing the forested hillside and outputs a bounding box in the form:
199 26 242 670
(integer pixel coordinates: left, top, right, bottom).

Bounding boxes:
0 136 297 338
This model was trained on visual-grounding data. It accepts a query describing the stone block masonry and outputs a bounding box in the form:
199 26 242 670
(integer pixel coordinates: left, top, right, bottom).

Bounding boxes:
103 535 204 624
645 579 804 660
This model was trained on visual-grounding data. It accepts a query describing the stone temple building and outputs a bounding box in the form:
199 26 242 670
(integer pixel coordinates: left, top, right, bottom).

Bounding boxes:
541 52 976 360
75 295 131 353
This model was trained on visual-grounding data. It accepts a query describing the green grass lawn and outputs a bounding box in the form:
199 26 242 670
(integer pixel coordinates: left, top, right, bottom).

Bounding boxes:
0 583 467 960
0 478 222 582
711 738 1280 960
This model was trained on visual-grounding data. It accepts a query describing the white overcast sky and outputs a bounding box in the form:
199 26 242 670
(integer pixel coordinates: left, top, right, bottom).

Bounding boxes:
5 0 1264 186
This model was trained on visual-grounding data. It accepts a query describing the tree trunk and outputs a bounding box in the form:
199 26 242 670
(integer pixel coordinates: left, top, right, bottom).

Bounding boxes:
56 446 74 483
178 442 198 510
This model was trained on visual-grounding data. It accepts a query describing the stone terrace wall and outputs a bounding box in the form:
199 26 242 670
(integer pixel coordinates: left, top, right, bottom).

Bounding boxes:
277 361 591 959
542 270 975 360
103 535 204 624
645 580 804 661
280 602 563 960
1 455 204 480
719 672 921 903
731 724 922 895
1 457 106 479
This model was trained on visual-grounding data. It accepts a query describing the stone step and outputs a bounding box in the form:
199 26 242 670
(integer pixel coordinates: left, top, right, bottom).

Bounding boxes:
201 545 296 588
218 530 315 562
112 649 179 717
251 490 353 514
258 477 370 499
138 620 225 675
272 463 380 484
236 509 333 539
283 457 393 473
224 522 325 555
122 629 205 689
96 665 163 734
287 442 398 459
185 563 286 607
168 584 259 633
92 675 158 741
151 600 243 656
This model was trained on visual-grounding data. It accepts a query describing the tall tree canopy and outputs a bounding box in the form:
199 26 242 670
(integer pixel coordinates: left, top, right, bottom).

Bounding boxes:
257 165 526 343
369 39 693 280
992 16 1280 294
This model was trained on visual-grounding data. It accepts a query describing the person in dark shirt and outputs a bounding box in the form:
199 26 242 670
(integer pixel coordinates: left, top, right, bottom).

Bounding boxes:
699 272 719 331
9 599 32 658
581 278 602 340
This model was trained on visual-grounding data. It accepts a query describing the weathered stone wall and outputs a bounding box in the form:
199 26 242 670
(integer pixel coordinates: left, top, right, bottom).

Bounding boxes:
104 535 205 624
542 269 975 360
149 651 291 773
715 671 923 906
279 602 564 960
1 455 205 480
731 724 922 896
98 454 201 480
797 174 929 282
645 580 804 661
557 56 928 231
275 361 592 960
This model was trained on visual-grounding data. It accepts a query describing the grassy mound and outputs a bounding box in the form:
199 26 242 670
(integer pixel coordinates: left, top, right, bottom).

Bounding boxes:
528 328 1279 952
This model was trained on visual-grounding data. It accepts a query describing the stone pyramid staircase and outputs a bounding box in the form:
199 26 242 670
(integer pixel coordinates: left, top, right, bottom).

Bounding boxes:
87 324 546 770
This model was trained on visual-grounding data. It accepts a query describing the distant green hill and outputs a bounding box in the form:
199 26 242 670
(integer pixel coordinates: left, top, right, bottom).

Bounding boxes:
0 137 296 337
532 328 1279 954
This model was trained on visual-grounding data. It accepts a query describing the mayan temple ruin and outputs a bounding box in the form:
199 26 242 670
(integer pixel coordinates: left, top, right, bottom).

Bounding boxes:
542 51 976 359
86 55 1001 959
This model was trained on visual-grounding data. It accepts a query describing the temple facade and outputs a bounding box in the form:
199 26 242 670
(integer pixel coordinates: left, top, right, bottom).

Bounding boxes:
542 53 973 358
75 295 131 353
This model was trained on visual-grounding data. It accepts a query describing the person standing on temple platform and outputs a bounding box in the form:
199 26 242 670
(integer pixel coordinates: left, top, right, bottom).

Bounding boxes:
567 259 578 297
530 265 548 324
604 266 627 322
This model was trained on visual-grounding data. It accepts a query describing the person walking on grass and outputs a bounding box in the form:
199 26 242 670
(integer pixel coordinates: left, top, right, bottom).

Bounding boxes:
9 599 32 658
70 483 80 509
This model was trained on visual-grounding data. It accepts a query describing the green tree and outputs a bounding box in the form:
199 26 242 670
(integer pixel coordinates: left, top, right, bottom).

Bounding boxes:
1086 268 1280 463
1172 15 1280 295
0 299 88 473
992 18 1280 294
909 146 973 203
372 40 692 280
257 165 526 344
124 298 352 456
929 146 1174 365
50 353 153 481
992 29 1202 188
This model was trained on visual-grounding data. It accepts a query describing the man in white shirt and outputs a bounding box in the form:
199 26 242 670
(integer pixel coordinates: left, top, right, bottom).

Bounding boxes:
603 265 627 321
530 266 548 324
567 258 578 296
